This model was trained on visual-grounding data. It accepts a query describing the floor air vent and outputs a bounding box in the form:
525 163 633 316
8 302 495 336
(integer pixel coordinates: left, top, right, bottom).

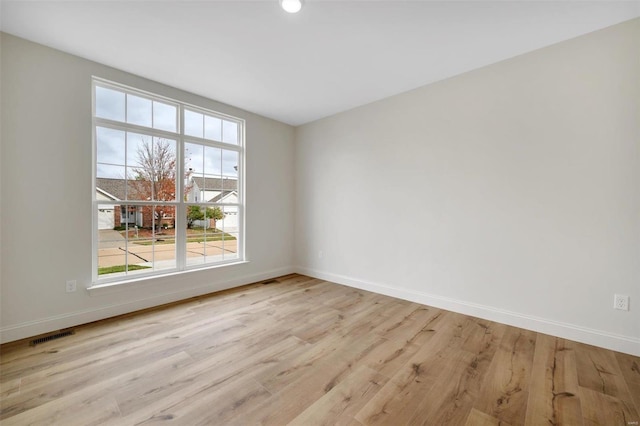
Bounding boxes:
262 279 280 285
29 329 75 346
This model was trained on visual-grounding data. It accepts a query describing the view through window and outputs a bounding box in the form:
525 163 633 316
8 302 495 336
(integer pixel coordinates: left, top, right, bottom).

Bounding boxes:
93 79 244 283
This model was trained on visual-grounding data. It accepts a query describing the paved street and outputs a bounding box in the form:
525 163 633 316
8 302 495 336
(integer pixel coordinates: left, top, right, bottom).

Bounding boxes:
98 230 238 268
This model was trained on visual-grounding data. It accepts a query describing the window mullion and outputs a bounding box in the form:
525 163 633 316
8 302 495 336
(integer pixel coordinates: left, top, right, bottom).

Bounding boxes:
95 118 180 140
176 107 187 270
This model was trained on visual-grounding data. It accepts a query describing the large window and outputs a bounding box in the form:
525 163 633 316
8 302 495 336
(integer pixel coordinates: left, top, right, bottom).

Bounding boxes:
93 78 244 284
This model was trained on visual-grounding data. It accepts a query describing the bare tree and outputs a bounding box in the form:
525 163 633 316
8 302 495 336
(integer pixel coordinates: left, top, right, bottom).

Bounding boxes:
131 138 176 231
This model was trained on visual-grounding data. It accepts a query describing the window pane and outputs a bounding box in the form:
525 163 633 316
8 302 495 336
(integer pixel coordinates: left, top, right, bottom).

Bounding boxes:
97 205 116 233
185 110 203 138
127 134 177 201
153 101 177 132
218 206 238 261
115 205 177 272
126 168 149 201
95 86 125 122
119 206 141 230
186 145 226 204
96 164 125 180
126 132 152 168
97 205 151 278
152 204 177 271
220 205 238 233
97 223 129 276
222 150 238 178
125 240 152 275
186 206 206 267
96 127 125 166
204 115 222 141
185 142 204 175
204 146 222 176
222 120 238 144
153 240 177 271
153 137 177 202
185 142 203 202
214 187 238 204
126 133 149 200
184 205 236 265
127 94 152 127
200 175 223 203
205 206 226 264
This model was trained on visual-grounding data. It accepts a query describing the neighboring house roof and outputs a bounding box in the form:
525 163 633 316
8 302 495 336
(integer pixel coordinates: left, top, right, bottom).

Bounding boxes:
98 177 236 201
96 186 120 201
96 177 129 200
208 190 237 203
191 176 237 191
96 177 157 201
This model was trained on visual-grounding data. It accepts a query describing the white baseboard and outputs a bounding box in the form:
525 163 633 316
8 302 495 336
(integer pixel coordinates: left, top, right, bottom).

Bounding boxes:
0 266 296 344
4 265 638 356
295 266 640 357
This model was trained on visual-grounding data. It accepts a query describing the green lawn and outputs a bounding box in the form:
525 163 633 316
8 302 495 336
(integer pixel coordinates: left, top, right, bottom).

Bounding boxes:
98 264 151 275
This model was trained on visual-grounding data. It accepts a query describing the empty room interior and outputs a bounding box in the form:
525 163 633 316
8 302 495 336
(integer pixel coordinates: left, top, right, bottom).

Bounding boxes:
1 1 639 424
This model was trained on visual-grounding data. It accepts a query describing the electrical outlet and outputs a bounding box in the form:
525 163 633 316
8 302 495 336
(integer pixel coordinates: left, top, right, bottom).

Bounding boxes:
614 294 629 311
66 280 77 293
318 250 323 259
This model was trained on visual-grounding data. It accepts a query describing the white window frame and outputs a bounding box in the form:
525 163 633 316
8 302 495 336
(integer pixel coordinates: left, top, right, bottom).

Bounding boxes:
91 77 245 287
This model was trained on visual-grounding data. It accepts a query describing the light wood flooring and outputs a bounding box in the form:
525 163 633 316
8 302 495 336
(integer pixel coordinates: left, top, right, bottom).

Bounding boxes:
1 274 639 425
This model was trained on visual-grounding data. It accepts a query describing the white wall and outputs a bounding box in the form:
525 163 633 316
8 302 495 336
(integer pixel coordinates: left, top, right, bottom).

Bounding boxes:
295 19 640 355
0 34 295 343
2 19 639 356
0 33 3 341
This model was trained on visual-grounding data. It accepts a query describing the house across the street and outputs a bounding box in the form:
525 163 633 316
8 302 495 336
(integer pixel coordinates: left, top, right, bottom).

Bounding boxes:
187 176 238 231
96 177 174 230
96 176 238 230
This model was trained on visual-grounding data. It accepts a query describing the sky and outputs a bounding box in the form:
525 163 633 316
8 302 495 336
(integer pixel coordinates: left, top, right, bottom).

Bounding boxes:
95 85 239 183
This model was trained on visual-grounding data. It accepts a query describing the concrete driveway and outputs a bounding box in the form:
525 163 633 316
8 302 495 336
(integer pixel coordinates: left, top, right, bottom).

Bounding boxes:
98 229 126 248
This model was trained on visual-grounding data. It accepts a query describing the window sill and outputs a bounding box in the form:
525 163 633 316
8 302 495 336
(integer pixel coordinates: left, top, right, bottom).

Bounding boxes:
88 260 249 296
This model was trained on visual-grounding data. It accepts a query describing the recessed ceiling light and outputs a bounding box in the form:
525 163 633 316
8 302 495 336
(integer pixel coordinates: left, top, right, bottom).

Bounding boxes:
280 0 302 14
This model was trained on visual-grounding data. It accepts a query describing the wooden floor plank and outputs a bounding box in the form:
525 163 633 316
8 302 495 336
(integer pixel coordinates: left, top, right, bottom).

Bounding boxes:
573 340 639 413
109 335 306 425
524 334 583 426
1 274 638 425
245 333 394 425
135 375 272 426
2 351 191 425
2 394 121 426
472 326 537 425
0 378 20 399
614 351 640 413
354 312 472 425
465 408 513 426
579 385 639 426
253 332 353 394
405 317 505 425
287 365 388 426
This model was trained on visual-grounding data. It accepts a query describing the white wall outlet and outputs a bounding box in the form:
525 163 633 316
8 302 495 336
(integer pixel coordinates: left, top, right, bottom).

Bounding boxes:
613 294 629 311
318 250 324 259
66 280 77 293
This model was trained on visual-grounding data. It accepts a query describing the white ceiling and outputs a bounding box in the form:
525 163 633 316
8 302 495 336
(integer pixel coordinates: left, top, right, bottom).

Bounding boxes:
1 1 639 126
